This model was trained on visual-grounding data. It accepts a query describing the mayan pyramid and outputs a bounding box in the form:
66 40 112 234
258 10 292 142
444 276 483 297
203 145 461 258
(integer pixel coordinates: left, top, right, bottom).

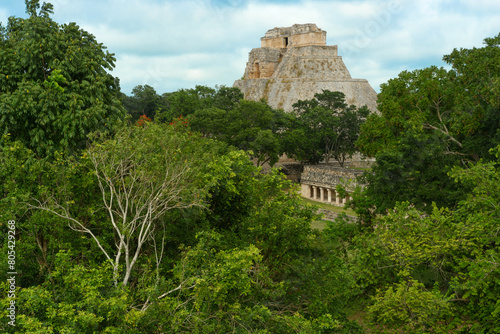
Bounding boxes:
233 24 377 112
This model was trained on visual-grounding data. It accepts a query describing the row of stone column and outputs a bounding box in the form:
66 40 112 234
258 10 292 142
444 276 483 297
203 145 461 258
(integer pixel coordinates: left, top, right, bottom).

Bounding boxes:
309 185 350 205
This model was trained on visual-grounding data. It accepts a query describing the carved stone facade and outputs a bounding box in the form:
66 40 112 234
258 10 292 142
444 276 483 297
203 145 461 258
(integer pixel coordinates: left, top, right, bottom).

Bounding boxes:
233 24 377 112
261 24 326 49
300 165 364 206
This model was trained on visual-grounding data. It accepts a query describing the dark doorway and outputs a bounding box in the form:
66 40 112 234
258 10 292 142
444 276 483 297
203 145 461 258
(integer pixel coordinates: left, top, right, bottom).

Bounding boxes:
284 37 289 47
253 62 260 78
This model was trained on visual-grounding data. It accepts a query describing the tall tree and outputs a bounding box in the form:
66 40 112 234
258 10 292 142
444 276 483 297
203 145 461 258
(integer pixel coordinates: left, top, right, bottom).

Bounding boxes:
357 66 456 157
188 99 286 166
364 148 500 332
358 34 500 162
29 123 218 287
286 90 370 165
352 34 500 218
157 85 243 122
122 84 161 121
157 86 286 167
443 33 500 159
0 0 125 158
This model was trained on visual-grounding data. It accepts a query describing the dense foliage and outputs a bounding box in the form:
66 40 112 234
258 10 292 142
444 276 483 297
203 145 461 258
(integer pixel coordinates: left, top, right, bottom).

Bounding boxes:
125 85 371 167
121 84 162 121
352 33 500 217
125 84 287 166
0 0 125 158
285 90 370 165
1 2 500 333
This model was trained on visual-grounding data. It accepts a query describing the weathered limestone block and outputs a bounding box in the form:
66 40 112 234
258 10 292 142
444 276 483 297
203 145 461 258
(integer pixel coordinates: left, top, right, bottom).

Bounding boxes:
300 165 363 190
244 47 283 79
261 23 326 48
301 183 311 198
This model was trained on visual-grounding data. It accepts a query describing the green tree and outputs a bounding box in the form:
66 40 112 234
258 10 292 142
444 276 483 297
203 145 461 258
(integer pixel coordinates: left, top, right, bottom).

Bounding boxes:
157 85 243 122
357 34 500 162
188 106 228 137
157 85 287 166
287 90 370 165
358 131 466 215
186 98 285 166
29 123 219 287
122 84 161 121
443 33 500 159
0 0 125 158
281 127 323 164
0 134 111 288
0 251 136 334
368 279 452 333
353 35 500 216
358 146 500 332
225 99 284 166
130 230 339 334
352 67 465 218
357 66 456 158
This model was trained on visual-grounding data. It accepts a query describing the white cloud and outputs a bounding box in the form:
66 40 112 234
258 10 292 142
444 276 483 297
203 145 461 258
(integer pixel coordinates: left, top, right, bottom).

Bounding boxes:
2 0 499 94
114 50 247 94
328 0 500 91
0 9 8 26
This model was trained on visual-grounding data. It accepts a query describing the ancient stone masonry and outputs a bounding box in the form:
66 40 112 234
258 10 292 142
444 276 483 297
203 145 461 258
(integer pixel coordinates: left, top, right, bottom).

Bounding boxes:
261 24 326 48
300 165 364 206
233 24 377 112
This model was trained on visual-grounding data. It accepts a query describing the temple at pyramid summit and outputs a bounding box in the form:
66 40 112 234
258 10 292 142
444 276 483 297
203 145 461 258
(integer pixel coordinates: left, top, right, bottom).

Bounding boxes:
233 24 377 112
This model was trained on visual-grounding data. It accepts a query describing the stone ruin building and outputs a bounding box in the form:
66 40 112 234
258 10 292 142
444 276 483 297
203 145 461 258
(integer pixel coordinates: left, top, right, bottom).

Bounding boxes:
233 24 377 112
300 165 363 207
234 24 375 207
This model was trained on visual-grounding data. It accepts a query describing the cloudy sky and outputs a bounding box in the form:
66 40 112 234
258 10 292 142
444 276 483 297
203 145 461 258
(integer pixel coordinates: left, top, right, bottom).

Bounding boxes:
1 0 499 95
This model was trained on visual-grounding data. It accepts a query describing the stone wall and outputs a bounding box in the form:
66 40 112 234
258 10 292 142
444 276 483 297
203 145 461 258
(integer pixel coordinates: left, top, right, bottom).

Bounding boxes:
244 47 283 79
300 165 364 206
301 165 363 189
261 24 326 48
289 31 326 47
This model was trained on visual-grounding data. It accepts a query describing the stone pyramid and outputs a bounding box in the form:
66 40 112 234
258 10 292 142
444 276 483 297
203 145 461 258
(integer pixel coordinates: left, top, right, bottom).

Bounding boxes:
233 24 377 112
